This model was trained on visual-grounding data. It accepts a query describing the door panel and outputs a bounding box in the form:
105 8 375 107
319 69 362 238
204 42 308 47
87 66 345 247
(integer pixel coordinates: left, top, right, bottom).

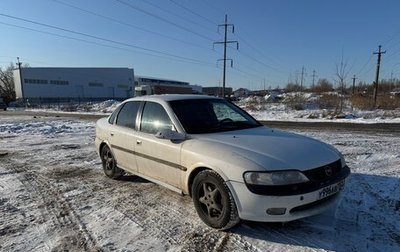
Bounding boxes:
135 101 183 188
135 132 183 188
109 101 141 173
109 126 137 173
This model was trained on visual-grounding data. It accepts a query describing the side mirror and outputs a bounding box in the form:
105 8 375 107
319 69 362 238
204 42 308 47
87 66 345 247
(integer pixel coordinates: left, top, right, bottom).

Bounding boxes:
155 129 186 141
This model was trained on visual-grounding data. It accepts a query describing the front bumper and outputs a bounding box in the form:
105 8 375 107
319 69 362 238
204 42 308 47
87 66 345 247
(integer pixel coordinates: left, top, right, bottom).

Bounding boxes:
227 173 349 222
94 137 102 156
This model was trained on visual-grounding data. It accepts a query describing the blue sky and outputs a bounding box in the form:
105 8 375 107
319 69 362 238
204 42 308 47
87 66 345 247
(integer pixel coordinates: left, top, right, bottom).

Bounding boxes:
1 0 400 90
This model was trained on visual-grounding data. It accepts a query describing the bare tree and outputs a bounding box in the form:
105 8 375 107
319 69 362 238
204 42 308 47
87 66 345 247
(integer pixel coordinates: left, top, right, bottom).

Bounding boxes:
312 78 334 93
0 63 16 104
334 54 351 113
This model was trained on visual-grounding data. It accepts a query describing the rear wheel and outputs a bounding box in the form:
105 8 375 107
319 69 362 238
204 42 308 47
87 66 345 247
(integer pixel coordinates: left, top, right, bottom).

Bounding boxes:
192 170 240 230
101 145 124 179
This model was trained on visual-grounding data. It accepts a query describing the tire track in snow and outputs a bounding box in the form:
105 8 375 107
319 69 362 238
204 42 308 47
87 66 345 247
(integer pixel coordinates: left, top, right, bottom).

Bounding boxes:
95 178 263 251
3 153 101 251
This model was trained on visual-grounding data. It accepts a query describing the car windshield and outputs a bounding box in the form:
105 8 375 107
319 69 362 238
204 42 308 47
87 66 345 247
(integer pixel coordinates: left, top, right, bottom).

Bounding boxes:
169 98 262 134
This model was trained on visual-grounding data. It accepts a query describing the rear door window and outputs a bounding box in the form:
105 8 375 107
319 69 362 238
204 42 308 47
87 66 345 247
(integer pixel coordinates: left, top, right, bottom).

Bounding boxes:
108 105 122 124
115 101 140 129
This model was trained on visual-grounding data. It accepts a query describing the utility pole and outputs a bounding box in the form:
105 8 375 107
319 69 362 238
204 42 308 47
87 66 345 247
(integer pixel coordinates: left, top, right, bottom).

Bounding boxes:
300 66 305 88
311 70 317 87
351 75 357 95
373 45 386 107
214 15 238 98
16 57 24 100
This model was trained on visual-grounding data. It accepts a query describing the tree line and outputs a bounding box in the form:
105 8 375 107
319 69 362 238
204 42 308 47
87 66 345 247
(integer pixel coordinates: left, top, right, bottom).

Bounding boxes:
0 63 16 104
284 78 400 95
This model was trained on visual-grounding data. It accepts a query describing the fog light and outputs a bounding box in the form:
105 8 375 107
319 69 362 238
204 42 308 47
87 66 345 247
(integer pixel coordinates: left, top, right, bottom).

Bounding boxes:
266 208 286 215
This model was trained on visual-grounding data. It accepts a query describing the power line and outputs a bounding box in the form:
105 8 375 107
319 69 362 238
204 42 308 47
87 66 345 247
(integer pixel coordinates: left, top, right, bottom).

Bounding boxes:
231 46 284 74
234 62 268 78
230 67 261 81
357 54 374 76
235 33 287 69
198 0 288 73
168 0 218 26
381 29 400 49
0 13 214 66
140 0 214 32
52 0 210 50
166 0 285 83
0 21 198 67
200 0 227 18
114 0 214 42
382 48 400 64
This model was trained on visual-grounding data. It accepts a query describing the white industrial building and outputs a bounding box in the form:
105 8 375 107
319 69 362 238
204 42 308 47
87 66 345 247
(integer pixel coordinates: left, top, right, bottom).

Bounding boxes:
13 67 134 100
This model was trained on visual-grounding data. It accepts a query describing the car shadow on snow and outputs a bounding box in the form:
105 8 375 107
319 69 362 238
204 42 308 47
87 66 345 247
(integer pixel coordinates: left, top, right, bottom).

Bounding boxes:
118 175 151 183
229 173 400 251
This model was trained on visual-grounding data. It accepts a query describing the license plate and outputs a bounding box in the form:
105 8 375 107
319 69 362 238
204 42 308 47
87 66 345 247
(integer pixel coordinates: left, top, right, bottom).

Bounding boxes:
318 180 345 199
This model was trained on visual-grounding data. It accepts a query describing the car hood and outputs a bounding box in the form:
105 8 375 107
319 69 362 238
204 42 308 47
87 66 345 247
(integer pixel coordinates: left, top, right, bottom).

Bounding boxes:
190 126 340 171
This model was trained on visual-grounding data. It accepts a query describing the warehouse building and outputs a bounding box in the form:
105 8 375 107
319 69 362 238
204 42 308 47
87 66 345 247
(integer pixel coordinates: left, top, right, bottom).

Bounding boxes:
134 76 195 96
13 67 134 101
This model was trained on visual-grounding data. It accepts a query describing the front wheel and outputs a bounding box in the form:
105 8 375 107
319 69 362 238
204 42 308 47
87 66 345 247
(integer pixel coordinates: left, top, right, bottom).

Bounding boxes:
100 145 124 179
191 170 240 230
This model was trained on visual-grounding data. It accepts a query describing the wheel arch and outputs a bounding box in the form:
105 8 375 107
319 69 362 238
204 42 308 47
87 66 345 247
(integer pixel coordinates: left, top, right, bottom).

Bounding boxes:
99 141 108 154
187 166 210 197
187 166 230 197
99 141 117 165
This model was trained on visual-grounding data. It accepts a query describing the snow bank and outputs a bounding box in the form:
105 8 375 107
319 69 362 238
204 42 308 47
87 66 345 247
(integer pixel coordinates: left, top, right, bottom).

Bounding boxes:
236 93 400 123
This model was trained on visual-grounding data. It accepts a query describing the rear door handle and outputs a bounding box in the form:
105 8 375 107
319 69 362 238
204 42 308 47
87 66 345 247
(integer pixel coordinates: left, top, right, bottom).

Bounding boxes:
136 140 142 145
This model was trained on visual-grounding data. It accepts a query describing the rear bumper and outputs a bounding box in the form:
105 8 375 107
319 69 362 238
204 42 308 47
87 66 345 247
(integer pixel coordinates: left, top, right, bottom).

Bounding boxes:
227 177 347 222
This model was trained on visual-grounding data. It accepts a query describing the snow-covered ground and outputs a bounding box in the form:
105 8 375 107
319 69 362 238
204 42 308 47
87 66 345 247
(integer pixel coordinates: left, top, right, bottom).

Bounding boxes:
237 95 400 124
247 104 400 124
0 115 399 251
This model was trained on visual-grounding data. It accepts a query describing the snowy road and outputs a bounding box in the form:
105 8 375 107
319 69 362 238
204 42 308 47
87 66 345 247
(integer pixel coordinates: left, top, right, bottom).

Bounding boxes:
0 115 399 251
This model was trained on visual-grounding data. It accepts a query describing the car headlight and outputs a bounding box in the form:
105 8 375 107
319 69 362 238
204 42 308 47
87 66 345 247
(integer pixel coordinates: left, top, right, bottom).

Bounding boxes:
243 171 309 186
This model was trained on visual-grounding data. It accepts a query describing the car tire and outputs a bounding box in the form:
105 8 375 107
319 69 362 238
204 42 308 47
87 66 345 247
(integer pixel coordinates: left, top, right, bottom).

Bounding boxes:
192 170 240 230
100 145 124 179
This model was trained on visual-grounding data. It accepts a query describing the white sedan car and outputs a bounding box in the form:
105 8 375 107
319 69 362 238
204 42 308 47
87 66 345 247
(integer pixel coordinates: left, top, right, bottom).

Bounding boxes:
95 95 350 229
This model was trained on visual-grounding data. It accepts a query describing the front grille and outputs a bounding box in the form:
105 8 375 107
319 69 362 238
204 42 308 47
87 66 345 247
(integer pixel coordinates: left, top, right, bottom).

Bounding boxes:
303 159 342 182
290 193 338 213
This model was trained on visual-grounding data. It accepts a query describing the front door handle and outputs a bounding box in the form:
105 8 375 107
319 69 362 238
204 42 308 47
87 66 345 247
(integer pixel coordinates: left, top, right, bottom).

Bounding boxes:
136 140 142 145
110 132 114 136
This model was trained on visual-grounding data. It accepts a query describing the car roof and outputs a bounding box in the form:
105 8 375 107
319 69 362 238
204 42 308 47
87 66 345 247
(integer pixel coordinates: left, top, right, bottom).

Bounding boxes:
124 94 222 103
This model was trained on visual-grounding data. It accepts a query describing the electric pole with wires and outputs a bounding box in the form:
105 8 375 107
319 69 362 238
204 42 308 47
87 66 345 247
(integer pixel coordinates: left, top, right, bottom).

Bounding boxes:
351 75 357 95
214 15 238 98
311 70 317 88
373 45 385 107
